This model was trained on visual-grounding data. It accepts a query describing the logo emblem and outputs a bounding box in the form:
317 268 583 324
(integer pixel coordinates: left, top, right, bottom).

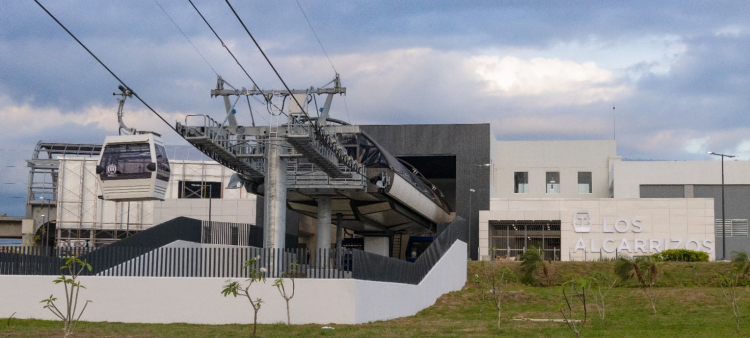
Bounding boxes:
573 211 592 233
106 164 117 176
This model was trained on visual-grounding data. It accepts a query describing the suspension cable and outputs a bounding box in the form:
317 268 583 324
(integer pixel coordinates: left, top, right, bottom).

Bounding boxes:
33 0 178 134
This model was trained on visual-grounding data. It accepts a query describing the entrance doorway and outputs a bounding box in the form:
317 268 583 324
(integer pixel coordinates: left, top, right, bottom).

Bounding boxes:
489 220 561 261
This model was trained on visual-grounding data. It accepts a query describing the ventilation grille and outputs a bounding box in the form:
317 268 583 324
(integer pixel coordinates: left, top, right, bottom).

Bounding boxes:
715 219 749 237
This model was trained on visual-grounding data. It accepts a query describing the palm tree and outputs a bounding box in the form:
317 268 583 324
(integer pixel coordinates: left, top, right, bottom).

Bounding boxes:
614 257 659 314
519 246 552 286
730 251 750 277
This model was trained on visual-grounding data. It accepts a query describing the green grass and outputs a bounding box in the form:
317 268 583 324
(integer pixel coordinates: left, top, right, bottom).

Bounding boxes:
1 261 747 337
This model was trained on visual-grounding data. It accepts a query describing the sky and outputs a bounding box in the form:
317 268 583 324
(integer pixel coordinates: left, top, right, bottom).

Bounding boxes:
1 1 749 216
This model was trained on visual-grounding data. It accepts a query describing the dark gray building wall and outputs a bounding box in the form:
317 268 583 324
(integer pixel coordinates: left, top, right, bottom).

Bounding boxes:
693 185 750 259
639 185 685 198
640 184 750 259
253 123 491 258
360 124 491 260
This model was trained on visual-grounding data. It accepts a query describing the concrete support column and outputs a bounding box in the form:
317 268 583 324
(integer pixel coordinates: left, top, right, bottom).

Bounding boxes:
335 213 344 252
316 196 332 251
263 137 287 249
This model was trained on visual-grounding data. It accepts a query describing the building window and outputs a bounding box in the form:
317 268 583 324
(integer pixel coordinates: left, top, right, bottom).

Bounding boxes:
546 172 560 194
178 181 222 199
578 172 592 194
514 172 528 193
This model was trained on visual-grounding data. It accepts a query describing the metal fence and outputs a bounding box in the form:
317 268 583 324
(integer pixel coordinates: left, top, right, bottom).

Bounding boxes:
1 217 468 284
0 246 351 279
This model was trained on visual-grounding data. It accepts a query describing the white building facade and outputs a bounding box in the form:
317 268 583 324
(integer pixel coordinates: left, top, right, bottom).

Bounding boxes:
480 140 750 261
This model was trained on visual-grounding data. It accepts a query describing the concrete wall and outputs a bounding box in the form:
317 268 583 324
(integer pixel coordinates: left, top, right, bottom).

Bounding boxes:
0 241 466 325
494 140 616 199
479 198 715 261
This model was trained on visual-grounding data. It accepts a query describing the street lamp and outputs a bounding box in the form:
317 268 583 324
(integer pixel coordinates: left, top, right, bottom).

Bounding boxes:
469 163 490 260
707 151 736 260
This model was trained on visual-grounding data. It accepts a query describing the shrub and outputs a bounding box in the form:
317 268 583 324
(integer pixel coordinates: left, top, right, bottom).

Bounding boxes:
652 249 709 262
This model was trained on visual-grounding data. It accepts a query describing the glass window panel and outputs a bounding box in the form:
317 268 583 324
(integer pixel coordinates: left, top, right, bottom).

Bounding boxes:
514 172 528 193
546 172 560 194
578 172 592 194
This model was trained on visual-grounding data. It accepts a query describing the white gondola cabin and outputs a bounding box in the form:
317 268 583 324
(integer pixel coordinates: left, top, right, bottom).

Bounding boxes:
96 133 170 201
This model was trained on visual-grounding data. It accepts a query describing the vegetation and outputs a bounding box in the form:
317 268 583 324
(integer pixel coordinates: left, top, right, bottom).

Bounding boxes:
588 271 617 323
273 263 299 325
614 256 660 314
221 256 267 337
560 276 588 338
730 251 750 277
5 261 750 337
39 255 92 338
519 246 554 286
652 249 709 262
479 262 515 329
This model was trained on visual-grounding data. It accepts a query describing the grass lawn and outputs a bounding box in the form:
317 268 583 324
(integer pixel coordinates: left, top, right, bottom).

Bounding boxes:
1 261 747 337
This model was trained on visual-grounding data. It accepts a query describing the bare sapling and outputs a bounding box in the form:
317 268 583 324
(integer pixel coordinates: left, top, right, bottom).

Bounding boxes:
614 256 659 314
719 261 747 334
273 263 299 325
222 256 267 337
472 269 486 313
560 277 588 338
40 255 93 338
482 261 514 329
588 271 617 323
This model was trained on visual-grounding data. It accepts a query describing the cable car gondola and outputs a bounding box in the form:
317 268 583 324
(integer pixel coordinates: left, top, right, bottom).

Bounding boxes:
95 132 170 201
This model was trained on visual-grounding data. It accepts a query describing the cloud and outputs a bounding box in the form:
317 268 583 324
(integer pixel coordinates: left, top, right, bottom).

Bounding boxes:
473 55 630 106
684 137 710 154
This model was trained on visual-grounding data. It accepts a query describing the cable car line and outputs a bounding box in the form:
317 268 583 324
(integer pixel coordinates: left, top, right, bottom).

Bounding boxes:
294 0 352 124
188 0 269 103
154 0 218 77
294 0 337 75
224 0 318 133
32 0 178 135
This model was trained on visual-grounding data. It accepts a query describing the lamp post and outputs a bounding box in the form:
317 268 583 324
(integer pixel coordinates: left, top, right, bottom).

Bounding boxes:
708 151 736 260
469 163 490 260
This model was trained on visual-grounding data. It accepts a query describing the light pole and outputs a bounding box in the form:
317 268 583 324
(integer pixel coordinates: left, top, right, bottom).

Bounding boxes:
469 163 490 260
468 188 475 260
708 151 736 260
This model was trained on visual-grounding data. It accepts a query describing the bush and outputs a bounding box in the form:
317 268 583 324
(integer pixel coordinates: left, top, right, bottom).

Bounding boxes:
652 249 709 262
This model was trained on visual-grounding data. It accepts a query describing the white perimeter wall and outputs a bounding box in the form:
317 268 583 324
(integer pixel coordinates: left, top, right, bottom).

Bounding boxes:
0 242 466 325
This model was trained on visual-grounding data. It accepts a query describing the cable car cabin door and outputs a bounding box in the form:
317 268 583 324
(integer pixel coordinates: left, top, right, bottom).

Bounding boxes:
96 134 170 201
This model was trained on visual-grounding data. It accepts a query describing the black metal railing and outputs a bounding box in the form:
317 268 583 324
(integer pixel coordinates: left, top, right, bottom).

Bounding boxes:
1 217 467 283
351 217 466 285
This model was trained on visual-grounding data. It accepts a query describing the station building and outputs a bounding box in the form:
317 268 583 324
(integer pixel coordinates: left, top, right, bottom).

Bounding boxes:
480 140 750 261
21 124 750 261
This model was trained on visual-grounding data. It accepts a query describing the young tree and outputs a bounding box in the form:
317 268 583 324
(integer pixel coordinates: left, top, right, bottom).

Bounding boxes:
519 245 553 286
482 261 514 329
273 263 298 325
560 276 588 338
40 255 93 338
588 271 617 323
222 257 267 336
718 270 744 334
614 256 659 314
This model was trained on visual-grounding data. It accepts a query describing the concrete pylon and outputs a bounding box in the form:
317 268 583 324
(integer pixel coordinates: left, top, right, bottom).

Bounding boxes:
263 136 287 249
316 196 332 251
